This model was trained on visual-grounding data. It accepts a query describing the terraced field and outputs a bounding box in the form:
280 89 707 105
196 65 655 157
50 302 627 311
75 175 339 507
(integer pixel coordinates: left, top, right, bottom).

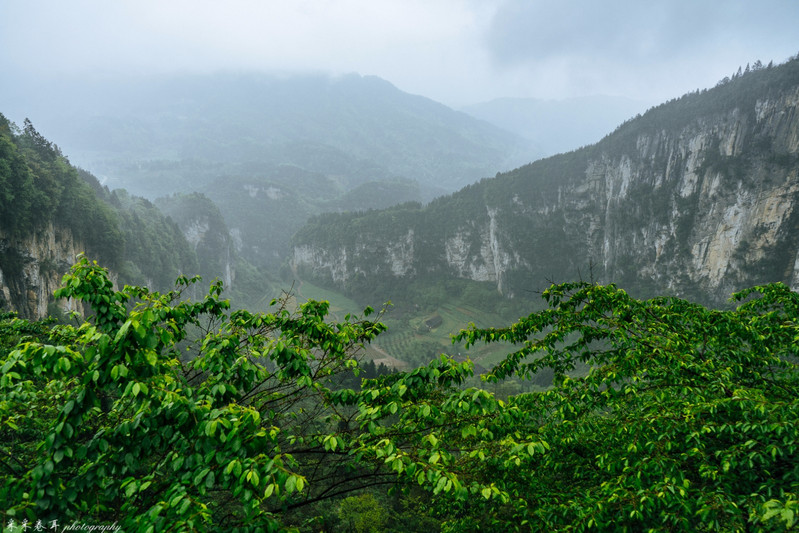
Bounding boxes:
376 301 519 369
294 280 533 371
294 281 409 369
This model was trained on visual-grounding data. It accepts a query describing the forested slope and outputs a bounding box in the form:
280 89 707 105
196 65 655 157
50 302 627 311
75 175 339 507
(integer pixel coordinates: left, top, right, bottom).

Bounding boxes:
0 115 197 317
293 56 799 307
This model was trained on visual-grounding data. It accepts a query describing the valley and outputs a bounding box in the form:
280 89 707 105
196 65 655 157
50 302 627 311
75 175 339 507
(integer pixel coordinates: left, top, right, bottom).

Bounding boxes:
1 53 799 532
2 59 799 366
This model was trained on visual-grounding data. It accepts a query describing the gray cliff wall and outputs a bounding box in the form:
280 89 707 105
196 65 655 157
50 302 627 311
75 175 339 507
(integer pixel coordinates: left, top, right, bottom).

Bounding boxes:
182 217 236 289
291 80 799 305
0 224 90 318
584 85 799 300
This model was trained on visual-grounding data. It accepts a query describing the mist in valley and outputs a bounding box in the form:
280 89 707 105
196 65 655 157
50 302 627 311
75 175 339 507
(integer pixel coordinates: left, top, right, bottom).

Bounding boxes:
0 0 795 377
3 1 799 531
0 0 797 363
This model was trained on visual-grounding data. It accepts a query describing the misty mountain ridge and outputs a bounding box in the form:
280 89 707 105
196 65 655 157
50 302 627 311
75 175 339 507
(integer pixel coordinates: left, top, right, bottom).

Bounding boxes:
2 70 657 201
1 71 533 198
0 70 544 273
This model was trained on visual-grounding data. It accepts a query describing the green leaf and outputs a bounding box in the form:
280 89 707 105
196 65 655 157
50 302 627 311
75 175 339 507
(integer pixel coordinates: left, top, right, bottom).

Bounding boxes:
178 498 191 516
115 320 132 343
194 468 210 487
247 469 260 488
781 509 795 528
124 480 138 498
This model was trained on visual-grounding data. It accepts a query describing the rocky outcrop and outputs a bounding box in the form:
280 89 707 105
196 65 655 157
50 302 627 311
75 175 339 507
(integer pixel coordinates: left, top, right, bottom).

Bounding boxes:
182 217 235 288
442 208 527 295
0 224 88 318
291 63 799 305
578 84 799 301
155 193 236 290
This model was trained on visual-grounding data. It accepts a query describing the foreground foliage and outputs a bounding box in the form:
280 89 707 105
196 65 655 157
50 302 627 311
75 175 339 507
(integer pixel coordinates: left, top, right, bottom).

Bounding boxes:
446 281 799 531
1 257 388 531
1 259 798 531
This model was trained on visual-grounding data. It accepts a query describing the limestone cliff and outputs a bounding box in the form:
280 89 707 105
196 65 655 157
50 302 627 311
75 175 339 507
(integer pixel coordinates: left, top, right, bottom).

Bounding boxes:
291 59 799 305
0 224 88 319
154 193 236 289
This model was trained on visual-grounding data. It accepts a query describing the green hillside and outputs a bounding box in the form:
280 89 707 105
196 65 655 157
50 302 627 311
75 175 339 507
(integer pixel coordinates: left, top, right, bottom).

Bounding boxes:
0 115 269 314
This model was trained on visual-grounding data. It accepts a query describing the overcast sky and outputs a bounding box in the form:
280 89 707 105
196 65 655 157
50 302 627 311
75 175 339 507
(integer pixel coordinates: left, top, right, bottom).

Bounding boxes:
2 0 798 108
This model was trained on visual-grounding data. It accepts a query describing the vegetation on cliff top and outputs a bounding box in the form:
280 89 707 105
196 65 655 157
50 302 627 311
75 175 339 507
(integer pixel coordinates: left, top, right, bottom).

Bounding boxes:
292 55 799 308
0 114 123 266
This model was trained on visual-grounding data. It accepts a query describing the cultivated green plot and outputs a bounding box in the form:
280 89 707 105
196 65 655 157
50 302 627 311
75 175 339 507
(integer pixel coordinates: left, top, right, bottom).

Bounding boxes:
293 280 366 320
375 300 524 370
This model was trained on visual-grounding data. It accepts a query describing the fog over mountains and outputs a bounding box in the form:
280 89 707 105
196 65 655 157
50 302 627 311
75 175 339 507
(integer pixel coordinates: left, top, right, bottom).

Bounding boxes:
2 73 522 197
1 72 646 198
0 71 650 276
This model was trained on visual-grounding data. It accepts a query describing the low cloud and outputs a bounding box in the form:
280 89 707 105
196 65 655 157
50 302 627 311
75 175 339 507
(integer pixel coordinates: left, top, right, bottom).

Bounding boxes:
1 0 796 106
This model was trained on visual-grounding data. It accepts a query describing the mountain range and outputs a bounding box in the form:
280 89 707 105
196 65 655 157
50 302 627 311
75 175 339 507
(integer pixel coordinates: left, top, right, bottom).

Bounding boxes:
1 72 531 198
2 57 798 323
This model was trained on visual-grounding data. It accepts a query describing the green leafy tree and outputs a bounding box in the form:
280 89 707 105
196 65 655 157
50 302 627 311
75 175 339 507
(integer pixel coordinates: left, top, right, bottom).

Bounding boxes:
2 261 799 532
0 256 387 531
337 493 389 533
351 281 799 531
0 115 40 234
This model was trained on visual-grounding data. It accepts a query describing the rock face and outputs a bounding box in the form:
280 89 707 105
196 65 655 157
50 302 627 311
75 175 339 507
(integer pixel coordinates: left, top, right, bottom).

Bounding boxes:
0 224 88 318
182 217 235 289
578 85 799 301
155 193 236 290
291 62 799 305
